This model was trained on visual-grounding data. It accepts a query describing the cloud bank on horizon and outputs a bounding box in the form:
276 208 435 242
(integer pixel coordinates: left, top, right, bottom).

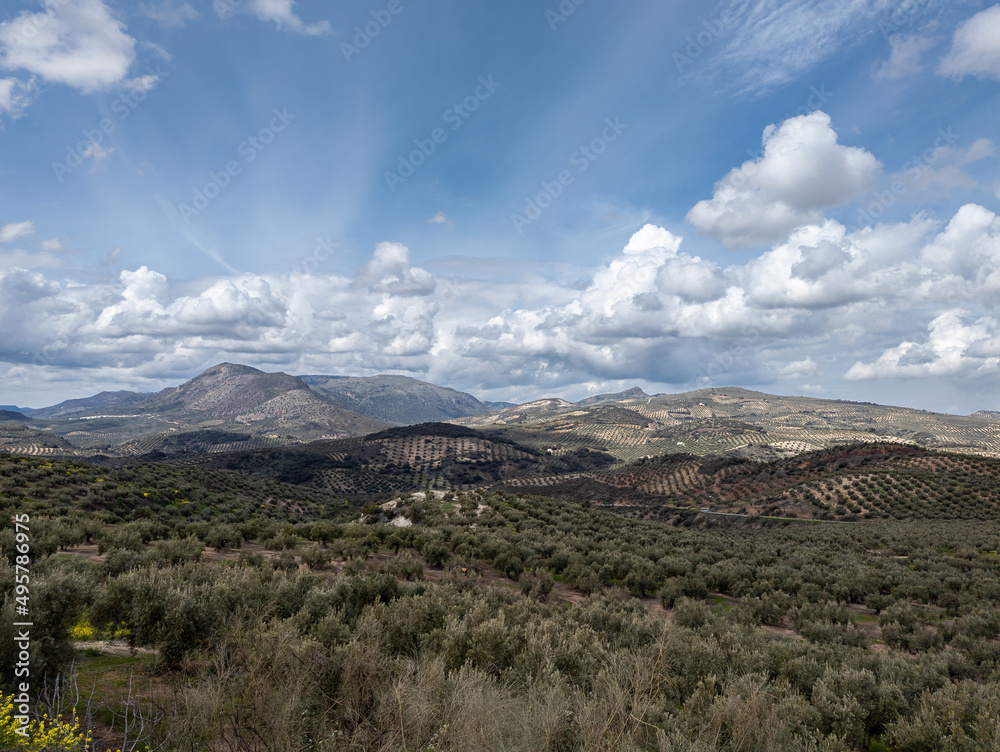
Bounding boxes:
0 0 998 413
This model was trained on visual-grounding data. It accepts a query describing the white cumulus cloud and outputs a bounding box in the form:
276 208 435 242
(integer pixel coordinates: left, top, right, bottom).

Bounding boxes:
847 310 1000 379
687 112 882 248
4 204 1000 399
0 0 137 93
779 357 821 378
939 4 1000 80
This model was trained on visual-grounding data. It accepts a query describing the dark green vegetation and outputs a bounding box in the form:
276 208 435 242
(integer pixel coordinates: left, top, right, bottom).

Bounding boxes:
3 450 1000 751
506 443 1000 523
166 423 616 500
0 453 354 525
99 428 293 461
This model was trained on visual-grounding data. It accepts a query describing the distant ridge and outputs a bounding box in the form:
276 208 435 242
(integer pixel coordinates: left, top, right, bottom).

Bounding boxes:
972 410 1000 419
0 410 29 422
454 398 576 427
299 374 491 425
2 364 500 454
577 386 650 405
456 386 1000 460
27 391 150 420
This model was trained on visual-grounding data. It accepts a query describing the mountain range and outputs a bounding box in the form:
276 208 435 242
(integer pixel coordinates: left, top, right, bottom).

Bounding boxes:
4 364 503 455
1 366 998 467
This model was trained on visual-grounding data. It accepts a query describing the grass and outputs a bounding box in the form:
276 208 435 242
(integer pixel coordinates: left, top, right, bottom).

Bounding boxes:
75 652 158 696
708 594 736 612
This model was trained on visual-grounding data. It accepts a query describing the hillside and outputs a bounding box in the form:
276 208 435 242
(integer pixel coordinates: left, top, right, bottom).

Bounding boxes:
92 429 296 461
0 451 354 523
482 400 517 410
3 364 387 454
456 386 1000 461
135 364 387 440
460 397 577 426
5 449 1000 751
299 373 490 424
26 390 151 420
577 386 651 405
973 410 1000 420
142 363 308 415
500 442 1000 524
0 422 75 455
161 422 615 499
0 410 29 422
7 377 1000 474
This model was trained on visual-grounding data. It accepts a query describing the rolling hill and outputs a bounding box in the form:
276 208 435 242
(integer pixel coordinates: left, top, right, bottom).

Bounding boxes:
26 390 152 420
159 422 615 500
455 386 1000 461
500 442 1000 524
0 422 76 455
577 386 651 405
0 451 354 524
6 376 1000 479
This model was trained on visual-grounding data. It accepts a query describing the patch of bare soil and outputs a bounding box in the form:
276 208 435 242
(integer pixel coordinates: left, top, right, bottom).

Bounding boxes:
552 582 587 605
74 640 157 657
62 543 105 562
761 624 805 640
202 542 274 562
640 596 671 621
857 622 883 641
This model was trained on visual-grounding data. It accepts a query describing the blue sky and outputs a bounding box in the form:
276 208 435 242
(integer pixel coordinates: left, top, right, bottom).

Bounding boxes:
1 0 999 413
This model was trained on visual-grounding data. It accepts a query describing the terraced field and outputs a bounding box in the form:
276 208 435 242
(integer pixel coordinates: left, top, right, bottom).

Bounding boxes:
500 443 1000 524
0 423 78 455
456 387 1000 460
104 432 295 458
164 423 615 500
